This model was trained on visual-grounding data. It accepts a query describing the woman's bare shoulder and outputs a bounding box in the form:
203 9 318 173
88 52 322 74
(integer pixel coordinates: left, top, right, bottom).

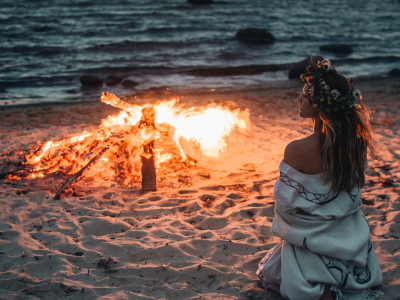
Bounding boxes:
283 139 306 172
283 136 321 174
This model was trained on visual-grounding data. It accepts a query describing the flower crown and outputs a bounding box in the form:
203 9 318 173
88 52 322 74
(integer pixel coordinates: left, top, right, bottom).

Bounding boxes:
300 58 362 114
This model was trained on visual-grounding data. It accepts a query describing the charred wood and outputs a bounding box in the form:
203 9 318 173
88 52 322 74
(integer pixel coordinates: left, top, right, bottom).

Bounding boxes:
138 106 156 129
141 142 156 191
139 106 157 191
100 92 134 113
53 148 108 200
0 162 29 180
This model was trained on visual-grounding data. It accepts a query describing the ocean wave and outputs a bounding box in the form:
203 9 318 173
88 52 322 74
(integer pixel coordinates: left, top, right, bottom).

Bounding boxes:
86 40 205 52
331 56 400 65
31 25 57 33
161 2 229 10
85 64 291 77
184 64 290 77
0 76 73 89
2 45 67 56
216 51 249 60
146 26 208 34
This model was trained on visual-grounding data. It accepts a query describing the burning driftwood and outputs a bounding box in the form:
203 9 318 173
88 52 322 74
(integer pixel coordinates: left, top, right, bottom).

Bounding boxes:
53 148 108 200
138 106 157 191
53 100 159 197
3 92 249 197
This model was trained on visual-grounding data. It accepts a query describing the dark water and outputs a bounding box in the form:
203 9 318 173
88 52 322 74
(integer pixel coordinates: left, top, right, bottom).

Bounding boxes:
1 0 399 105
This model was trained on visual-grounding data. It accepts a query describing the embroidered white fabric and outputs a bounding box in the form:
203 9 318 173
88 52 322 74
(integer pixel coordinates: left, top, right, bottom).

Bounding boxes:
256 161 383 300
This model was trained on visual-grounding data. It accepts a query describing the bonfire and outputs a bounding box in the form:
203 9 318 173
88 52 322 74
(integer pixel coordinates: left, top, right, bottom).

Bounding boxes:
5 93 249 198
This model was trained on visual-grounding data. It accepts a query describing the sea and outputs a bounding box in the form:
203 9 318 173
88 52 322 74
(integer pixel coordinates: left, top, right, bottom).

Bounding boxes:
1 0 399 106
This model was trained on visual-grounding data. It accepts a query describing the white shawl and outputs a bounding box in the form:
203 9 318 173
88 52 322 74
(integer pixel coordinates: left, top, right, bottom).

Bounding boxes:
257 161 383 300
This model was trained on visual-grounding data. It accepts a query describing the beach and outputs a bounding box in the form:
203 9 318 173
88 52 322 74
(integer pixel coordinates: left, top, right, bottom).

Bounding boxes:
0 77 399 299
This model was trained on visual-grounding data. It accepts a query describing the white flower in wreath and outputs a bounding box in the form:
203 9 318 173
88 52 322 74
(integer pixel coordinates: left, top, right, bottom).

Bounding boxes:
308 86 314 96
319 58 333 69
331 89 340 97
313 104 318 107
354 89 362 99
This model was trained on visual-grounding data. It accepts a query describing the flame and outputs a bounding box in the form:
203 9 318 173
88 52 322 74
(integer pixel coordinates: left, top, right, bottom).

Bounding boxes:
103 99 247 158
70 132 92 143
165 105 246 157
12 93 249 187
153 149 173 167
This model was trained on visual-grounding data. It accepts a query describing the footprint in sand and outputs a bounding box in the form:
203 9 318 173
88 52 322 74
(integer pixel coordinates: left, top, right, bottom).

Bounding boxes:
103 192 118 199
79 218 130 236
199 185 226 191
177 201 202 214
185 216 203 225
226 193 241 200
259 205 275 218
195 217 229 230
178 190 198 194
213 199 236 215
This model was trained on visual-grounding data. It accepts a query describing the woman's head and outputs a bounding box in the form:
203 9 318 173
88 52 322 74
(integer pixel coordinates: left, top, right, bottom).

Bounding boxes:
298 71 351 120
323 71 350 96
297 84 319 119
299 58 374 193
300 58 361 114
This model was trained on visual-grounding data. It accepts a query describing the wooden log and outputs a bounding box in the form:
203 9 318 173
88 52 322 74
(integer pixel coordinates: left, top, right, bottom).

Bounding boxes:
139 106 157 192
138 106 156 128
100 92 134 112
53 148 108 200
0 164 18 179
0 163 33 180
141 142 156 191
100 95 158 191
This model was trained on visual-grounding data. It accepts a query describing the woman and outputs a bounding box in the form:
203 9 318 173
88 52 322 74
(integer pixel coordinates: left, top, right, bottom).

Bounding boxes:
256 58 383 300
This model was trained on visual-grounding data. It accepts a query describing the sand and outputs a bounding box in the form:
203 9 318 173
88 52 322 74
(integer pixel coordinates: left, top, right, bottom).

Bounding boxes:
0 77 399 300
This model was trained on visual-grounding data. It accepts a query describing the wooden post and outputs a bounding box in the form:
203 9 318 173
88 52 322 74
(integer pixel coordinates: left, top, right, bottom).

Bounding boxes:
139 106 157 192
141 141 156 191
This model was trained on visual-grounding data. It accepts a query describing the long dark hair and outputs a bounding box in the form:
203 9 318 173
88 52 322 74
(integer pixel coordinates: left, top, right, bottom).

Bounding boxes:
318 71 374 193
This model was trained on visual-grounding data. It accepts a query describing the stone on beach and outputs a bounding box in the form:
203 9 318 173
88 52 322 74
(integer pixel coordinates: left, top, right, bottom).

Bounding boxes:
288 56 323 80
389 69 400 77
236 28 275 44
319 44 353 54
121 79 139 89
79 75 103 87
105 75 123 86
